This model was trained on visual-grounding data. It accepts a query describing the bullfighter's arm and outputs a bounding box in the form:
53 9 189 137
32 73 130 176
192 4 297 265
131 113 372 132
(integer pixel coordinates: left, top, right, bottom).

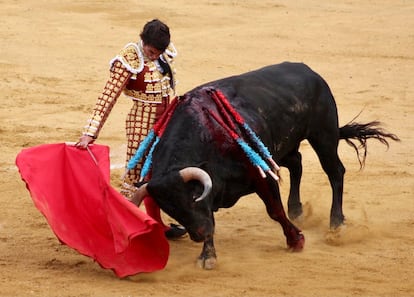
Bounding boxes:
82 60 131 139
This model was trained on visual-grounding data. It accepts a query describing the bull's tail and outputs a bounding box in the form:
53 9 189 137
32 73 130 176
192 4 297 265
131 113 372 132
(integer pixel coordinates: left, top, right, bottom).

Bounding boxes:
339 120 400 168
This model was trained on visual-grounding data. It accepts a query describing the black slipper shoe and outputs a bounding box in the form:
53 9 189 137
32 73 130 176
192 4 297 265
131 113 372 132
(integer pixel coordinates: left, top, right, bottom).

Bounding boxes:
165 223 187 240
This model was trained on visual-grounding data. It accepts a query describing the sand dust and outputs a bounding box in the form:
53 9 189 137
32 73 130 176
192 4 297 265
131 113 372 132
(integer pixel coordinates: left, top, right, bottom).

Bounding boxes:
1 1 413 296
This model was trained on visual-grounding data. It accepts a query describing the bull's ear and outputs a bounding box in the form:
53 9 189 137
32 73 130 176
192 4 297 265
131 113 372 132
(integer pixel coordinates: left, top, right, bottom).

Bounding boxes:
146 171 183 199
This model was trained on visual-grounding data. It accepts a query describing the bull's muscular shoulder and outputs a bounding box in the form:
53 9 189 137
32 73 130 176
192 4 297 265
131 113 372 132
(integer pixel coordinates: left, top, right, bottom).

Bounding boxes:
109 43 144 74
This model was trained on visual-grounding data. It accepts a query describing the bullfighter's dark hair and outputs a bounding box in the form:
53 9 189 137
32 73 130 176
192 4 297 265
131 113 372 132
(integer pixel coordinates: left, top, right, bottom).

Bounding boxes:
140 19 170 52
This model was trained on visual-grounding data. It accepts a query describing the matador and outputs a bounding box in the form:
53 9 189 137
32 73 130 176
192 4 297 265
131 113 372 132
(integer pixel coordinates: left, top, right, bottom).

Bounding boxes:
77 19 186 239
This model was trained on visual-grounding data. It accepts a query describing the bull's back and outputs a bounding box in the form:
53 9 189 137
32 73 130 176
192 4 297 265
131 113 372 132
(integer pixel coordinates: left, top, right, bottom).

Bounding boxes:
190 62 337 156
196 62 330 115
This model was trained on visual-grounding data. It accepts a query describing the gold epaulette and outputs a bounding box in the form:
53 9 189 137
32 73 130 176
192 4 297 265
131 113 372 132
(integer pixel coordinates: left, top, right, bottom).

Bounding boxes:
164 42 178 59
110 43 144 75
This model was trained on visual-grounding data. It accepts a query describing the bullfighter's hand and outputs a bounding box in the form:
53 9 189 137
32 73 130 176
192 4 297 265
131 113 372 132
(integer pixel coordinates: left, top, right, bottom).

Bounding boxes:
76 135 94 149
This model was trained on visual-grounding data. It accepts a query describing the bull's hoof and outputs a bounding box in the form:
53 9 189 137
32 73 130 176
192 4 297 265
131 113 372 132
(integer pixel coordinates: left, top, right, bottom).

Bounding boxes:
288 207 303 222
325 225 344 246
330 215 345 229
287 233 305 252
196 256 217 270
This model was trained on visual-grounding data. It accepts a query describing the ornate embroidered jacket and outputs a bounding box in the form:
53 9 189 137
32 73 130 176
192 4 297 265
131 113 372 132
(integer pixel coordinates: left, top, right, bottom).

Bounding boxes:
82 41 177 138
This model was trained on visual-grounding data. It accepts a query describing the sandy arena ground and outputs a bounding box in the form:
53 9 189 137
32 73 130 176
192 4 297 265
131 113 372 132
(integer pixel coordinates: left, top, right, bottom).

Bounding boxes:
1 1 413 296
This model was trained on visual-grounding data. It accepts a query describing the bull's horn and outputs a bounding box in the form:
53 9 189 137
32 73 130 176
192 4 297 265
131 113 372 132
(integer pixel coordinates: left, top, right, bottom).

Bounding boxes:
130 183 149 207
179 167 212 202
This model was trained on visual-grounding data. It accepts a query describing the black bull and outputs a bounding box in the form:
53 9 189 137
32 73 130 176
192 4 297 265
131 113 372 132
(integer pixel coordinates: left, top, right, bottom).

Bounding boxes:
133 62 399 269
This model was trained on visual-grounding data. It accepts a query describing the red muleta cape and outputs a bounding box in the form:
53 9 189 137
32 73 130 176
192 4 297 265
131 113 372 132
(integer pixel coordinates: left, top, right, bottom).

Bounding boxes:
15 143 169 277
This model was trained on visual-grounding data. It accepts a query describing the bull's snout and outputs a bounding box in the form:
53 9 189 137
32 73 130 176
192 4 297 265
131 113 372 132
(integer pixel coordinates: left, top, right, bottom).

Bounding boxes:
187 223 213 242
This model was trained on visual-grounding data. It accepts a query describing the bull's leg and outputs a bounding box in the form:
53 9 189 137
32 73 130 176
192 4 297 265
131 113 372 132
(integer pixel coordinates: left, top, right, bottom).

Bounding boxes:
279 147 303 221
197 237 217 270
308 137 346 228
256 177 304 251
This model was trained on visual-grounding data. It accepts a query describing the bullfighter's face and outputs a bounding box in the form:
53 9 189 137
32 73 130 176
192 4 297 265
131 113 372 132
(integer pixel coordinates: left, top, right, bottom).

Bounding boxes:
142 43 163 61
